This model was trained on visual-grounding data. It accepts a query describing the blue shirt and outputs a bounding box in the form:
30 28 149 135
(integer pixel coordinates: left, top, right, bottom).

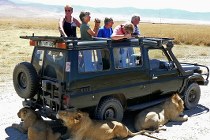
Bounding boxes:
97 26 113 38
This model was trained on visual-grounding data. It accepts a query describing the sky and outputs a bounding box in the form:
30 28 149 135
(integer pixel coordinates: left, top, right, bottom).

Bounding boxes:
12 0 210 12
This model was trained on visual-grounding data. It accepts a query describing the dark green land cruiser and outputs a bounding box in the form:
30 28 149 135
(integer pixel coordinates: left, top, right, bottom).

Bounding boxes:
13 36 209 121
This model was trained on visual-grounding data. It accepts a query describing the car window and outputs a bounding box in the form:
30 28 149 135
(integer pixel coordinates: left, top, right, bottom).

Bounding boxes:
113 47 142 69
32 49 44 75
78 49 110 72
43 50 65 80
148 49 170 70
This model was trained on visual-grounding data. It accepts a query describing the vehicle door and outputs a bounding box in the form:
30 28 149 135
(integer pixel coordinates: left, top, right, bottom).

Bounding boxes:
111 46 150 102
32 48 66 81
148 48 183 98
69 48 112 108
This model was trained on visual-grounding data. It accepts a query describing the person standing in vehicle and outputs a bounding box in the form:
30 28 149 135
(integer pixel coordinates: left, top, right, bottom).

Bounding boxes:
79 11 100 40
111 23 134 40
131 15 141 37
111 23 134 68
79 11 101 72
58 5 81 37
97 17 114 38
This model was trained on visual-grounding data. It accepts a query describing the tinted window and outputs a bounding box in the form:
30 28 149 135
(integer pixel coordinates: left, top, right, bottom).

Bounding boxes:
148 49 170 70
78 49 110 72
43 50 65 80
113 47 142 69
32 49 44 75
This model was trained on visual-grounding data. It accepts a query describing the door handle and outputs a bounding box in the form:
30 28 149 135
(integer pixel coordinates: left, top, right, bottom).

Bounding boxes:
152 74 158 79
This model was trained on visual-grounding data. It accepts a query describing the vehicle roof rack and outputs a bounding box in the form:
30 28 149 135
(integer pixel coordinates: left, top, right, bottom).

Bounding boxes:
20 35 174 49
139 37 174 48
20 35 78 42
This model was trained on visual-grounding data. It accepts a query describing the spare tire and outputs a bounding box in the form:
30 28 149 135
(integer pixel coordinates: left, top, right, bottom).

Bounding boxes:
13 62 39 99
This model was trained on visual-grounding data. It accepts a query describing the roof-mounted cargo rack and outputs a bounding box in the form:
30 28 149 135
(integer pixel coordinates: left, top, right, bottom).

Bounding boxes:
20 35 112 49
138 37 174 48
20 35 174 49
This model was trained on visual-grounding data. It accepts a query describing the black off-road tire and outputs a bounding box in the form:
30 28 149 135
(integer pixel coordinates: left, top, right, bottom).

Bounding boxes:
95 97 124 122
184 83 201 110
13 62 39 99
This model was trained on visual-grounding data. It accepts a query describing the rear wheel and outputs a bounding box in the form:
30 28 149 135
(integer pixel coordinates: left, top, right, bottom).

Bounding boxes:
13 62 39 99
95 97 124 122
184 83 201 109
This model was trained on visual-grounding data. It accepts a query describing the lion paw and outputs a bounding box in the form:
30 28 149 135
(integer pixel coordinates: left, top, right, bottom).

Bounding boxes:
12 123 19 128
183 115 188 121
11 123 27 133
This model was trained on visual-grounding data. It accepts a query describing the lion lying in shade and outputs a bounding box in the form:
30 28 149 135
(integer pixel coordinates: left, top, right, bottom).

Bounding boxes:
135 93 188 132
12 107 61 140
56 110 162 140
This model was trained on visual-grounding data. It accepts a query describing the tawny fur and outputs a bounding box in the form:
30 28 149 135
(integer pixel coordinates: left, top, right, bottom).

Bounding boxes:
135 94 188 132
57 109 165 140
12 107 61 140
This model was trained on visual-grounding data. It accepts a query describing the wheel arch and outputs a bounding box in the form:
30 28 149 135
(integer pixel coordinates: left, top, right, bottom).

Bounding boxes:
97 93 127 109
188 73 205 85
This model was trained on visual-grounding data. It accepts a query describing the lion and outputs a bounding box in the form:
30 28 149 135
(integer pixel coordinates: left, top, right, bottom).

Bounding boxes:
56 110 162 140
12 107 61 140
134 93 188 132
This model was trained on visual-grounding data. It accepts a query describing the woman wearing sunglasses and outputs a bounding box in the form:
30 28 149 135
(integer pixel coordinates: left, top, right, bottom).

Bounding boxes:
58 5 81 37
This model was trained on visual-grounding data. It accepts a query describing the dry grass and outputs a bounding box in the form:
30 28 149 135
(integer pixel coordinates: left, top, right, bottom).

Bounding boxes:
1 18 210 46
0 18 58 30
0 19 59 82
0 18 210 82
140 23 210 46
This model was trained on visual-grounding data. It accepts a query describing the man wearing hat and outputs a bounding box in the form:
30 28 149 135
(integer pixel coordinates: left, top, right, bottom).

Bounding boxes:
97 17 114 38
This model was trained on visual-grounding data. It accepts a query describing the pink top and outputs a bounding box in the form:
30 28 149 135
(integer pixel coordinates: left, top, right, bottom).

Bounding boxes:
112 24 125 35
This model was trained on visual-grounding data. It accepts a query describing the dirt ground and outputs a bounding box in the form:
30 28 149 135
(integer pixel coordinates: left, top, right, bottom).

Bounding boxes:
129 84 210 140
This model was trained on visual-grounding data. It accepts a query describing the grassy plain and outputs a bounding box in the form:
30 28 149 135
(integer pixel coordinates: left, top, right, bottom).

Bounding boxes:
0 18 210 83
1 18 210 46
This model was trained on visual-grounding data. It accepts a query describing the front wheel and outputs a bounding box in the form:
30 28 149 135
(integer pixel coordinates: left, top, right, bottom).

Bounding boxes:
95 97 124 122
184 83 201 109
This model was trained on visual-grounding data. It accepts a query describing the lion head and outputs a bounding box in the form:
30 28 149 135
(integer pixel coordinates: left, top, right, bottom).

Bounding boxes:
56 110 89 128
17 107 41 121
171 93 185 113
165 93 185 118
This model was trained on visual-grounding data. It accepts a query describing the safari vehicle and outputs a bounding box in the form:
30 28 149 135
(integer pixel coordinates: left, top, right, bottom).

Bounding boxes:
13 36 209 121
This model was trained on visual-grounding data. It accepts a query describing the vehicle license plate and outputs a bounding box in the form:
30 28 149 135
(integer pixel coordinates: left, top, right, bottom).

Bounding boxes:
39 41 54 47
